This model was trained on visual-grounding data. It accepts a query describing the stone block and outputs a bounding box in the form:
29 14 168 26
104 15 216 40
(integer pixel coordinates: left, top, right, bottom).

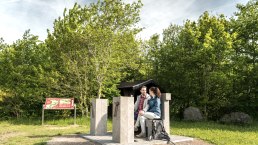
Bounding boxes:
90 98 107 135
161 93 171 101
112 96 134 144
161 93 171 135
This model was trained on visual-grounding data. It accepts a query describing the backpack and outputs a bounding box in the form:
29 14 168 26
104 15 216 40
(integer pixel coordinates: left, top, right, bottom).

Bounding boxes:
147 120 175 145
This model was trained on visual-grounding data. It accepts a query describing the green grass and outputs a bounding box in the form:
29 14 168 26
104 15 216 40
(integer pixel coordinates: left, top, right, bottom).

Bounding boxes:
171 121 258 145
0 117 113 145
0 117 257 145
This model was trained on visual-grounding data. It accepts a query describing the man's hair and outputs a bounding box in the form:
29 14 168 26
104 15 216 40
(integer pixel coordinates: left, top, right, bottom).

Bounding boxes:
141 86 147 90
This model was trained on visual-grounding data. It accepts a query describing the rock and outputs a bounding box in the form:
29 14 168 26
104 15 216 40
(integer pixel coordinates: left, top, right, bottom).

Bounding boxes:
220 112 253 125
183 107 203 121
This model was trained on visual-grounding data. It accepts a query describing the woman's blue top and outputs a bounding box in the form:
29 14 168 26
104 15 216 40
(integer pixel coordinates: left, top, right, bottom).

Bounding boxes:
147 96 161 117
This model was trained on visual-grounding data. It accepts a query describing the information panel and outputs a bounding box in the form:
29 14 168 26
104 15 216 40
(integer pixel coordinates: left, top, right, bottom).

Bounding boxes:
43 98 74 109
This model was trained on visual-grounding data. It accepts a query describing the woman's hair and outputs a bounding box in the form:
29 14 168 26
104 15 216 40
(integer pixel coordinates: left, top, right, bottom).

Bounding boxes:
149 87 161 98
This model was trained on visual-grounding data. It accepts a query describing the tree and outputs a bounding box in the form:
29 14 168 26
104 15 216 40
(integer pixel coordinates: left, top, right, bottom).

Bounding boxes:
46 0 143 115
0 30 52 117
230 0 258 116
149 12 236 119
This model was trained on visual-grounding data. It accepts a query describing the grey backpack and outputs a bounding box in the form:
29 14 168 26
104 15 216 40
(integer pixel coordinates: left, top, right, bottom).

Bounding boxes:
147 120 175 144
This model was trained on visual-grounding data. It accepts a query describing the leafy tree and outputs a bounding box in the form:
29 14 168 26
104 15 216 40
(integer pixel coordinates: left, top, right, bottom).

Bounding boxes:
230 0 258 116
46 0 143 115
0 30 52 117
149 12 235 119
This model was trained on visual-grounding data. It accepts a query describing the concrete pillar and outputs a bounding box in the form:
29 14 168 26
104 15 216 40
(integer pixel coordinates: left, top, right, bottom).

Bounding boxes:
161 93 171 135
90 98 107 135
112 96 134 144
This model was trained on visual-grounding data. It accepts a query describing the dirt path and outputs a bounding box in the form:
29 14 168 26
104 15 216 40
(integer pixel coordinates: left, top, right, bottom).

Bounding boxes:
47 135 213 145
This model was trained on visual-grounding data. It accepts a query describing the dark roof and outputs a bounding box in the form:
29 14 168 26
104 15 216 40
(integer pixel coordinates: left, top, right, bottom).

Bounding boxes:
118 79 156 90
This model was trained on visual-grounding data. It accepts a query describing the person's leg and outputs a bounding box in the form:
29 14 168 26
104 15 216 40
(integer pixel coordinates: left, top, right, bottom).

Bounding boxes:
134 111 138 122
136 112 160 137
135 114 140 127
134 114 141 131
136 115 146 137
143 112 160 119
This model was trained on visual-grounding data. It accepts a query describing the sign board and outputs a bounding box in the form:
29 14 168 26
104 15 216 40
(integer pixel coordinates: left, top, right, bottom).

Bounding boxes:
43 98 74 109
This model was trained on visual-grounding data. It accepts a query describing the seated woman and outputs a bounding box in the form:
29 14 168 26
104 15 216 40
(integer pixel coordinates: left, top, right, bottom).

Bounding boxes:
136 86 161 138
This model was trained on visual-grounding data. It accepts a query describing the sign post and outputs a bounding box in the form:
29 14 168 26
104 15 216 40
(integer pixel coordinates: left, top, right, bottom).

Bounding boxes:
42 98 76 125
42 105 44 125
74 104 76 125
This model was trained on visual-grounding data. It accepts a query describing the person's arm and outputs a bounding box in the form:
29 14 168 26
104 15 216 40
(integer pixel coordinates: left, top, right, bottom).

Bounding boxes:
142 96 150 112
148 98 160 113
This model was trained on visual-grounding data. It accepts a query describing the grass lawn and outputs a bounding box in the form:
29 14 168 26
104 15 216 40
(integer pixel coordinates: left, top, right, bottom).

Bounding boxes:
0 117 257 145
0 117 112 145
172 121 258 145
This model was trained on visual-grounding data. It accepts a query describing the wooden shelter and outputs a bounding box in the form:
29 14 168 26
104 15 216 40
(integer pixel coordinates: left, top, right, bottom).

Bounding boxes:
118 79 163 100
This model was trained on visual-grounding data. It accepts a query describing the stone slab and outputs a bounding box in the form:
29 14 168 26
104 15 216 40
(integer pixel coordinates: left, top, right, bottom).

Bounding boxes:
81 133 193 145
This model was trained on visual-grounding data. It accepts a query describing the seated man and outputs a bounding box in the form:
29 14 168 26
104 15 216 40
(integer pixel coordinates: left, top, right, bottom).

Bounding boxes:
134 86 150 131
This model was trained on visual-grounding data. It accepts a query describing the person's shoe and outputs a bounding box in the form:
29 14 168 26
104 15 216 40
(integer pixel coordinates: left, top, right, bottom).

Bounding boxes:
136 132 146 138
134 126 138 132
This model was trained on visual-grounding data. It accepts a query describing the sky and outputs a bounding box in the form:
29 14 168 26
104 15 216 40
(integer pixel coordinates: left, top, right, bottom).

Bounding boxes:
0 0 249 44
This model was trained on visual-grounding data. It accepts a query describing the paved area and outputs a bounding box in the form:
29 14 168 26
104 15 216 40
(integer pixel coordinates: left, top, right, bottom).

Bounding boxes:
47 134 100 145
81 133 193 145
47 134 213 145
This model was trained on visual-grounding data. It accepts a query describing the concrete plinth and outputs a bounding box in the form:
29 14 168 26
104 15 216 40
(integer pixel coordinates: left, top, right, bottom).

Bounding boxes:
161 93 171 135
112 97 134 144
90 98 108 135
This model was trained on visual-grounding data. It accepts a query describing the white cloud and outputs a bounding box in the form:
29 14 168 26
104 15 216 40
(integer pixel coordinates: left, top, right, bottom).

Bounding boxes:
0 0 249 44
135 0 249 40
0 0 91 43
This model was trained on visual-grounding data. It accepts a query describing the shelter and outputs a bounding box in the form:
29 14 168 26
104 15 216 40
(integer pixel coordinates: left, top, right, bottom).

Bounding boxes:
118 79 163 100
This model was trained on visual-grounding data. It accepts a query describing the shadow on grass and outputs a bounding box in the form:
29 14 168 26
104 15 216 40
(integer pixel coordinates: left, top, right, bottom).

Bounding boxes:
3 117 91 126
28 134 57 138
33 142 47 145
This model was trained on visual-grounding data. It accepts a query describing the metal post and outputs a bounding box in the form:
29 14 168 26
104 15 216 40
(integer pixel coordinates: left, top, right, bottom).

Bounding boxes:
42 105 44 125
74 104 76 125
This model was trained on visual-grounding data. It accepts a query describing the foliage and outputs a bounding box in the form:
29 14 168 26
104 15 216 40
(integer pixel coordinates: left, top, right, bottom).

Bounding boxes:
142 0 257 120
146 12 236 119
0 0 257 120
0 31 53 118
230 0 258 117
45 0 143 116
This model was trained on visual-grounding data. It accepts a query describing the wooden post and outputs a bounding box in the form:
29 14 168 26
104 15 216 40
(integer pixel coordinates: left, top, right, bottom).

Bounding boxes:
74 104 76 125
42 105 44 125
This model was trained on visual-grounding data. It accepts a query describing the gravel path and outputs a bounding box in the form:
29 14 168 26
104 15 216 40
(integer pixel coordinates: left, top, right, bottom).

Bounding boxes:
47 135 213 145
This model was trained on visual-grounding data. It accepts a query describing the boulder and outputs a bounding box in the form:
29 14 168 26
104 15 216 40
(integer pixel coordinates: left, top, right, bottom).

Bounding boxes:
183 106 203 121
220 112 253 125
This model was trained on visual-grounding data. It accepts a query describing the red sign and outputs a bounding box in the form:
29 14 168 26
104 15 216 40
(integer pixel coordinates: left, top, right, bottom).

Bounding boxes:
43 98 74 109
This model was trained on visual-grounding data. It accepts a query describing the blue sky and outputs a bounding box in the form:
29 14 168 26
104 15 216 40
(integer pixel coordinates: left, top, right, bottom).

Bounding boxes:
0 0 249 44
